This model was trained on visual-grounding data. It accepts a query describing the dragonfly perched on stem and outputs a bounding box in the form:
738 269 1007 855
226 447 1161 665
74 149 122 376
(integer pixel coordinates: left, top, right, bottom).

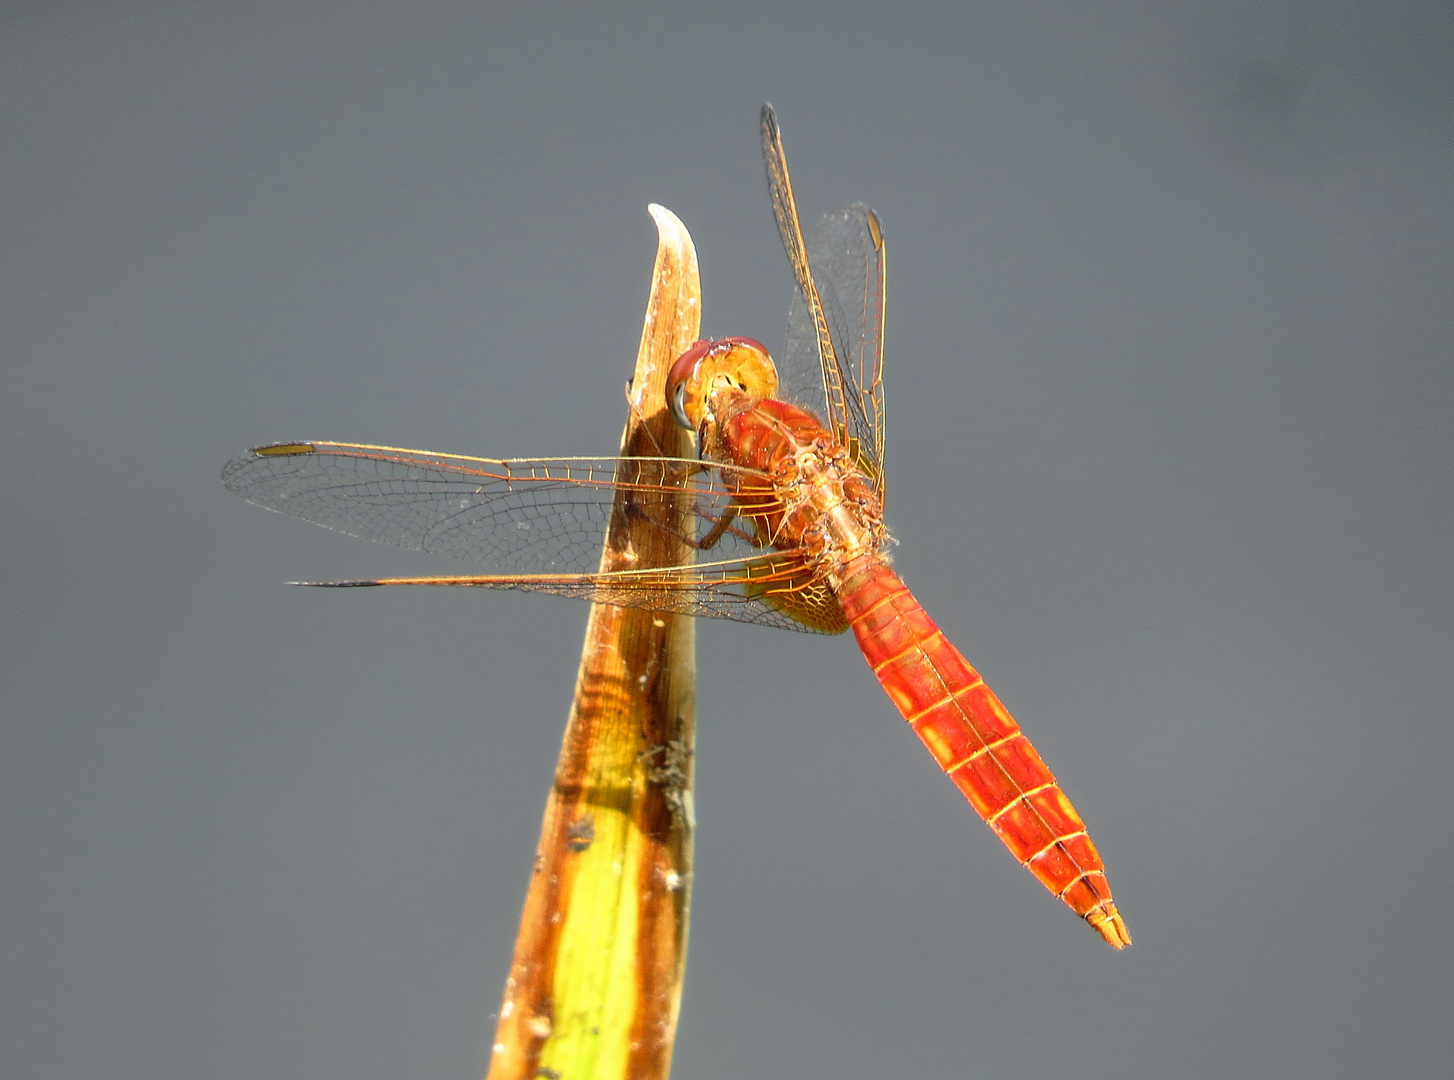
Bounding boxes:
224 105 1129 949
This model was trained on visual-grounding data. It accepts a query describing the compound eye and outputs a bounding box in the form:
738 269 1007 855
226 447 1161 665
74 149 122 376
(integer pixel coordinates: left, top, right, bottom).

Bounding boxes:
665 340 713 430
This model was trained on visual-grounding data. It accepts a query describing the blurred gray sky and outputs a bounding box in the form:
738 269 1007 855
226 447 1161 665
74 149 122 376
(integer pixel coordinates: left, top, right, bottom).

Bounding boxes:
3 2 1451 1078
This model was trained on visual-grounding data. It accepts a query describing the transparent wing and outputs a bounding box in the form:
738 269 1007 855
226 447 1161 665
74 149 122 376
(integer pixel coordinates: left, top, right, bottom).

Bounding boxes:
222 440 844 633
761 105 888 495
783 204 886 490
352 553 848 634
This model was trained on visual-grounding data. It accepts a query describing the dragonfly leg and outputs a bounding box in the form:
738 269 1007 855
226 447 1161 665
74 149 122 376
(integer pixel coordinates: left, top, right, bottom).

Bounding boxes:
622 498 760 553
696 503 775 550
694 505 745 550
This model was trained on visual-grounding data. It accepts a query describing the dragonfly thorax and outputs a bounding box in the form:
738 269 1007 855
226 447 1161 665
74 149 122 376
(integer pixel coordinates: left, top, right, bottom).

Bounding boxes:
718 398 889 580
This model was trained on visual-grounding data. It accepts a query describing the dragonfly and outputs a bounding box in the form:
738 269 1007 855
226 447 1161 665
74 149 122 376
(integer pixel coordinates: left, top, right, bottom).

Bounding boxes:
224 105 1129 949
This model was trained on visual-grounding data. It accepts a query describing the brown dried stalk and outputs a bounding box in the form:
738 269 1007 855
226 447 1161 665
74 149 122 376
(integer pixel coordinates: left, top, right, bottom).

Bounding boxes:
486 205 701 1080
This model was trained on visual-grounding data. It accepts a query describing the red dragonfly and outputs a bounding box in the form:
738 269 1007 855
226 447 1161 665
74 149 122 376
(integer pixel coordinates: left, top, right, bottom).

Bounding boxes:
224 106 1129 948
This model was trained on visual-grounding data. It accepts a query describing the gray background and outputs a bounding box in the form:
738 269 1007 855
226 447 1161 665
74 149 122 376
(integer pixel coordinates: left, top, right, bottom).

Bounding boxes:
4 2 1450 1077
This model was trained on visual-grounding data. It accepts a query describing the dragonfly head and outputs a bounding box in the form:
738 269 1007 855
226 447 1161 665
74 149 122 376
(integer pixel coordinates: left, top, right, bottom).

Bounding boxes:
666 337 779 435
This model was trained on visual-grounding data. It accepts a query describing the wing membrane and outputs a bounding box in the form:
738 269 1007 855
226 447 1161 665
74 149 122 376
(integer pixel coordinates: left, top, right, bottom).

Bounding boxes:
784 204 886 490
760 105 888 495
222 441 841 633
344 551 842 632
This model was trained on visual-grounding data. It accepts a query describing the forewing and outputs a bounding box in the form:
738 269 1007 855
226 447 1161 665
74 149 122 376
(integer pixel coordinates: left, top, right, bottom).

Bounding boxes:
223 441 772 570
783 204 887 493
760 106 888 496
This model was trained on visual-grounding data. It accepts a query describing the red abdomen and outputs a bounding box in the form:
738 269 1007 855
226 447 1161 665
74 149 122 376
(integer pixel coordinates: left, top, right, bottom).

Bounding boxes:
838 560 1129 947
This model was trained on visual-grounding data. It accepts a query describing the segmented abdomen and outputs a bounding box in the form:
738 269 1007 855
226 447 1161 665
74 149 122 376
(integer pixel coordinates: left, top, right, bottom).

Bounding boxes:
837 560 1130 948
